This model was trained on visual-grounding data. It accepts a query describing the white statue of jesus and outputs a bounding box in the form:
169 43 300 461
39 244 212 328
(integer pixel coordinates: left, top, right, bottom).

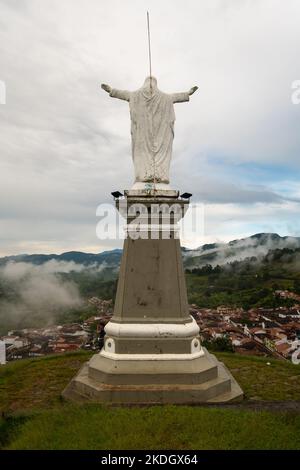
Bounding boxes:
101 77 198 188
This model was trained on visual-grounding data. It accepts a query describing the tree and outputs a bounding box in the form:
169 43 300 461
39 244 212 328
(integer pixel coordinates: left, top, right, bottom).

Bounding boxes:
202 335 234 353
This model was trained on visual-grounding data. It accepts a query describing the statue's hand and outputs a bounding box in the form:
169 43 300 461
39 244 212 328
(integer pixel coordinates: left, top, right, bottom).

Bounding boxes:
101 83 112 93
189 86 198 96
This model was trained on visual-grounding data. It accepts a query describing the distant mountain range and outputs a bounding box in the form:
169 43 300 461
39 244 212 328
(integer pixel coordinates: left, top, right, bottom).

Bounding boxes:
0 248 123 268
183 233 300 268
1 233 300 270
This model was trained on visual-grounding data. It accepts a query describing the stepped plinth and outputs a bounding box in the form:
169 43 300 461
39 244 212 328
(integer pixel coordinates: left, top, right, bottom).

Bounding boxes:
63 190 243 404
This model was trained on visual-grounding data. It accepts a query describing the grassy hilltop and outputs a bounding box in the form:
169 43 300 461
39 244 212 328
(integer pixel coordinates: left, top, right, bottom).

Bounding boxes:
1 351 300 450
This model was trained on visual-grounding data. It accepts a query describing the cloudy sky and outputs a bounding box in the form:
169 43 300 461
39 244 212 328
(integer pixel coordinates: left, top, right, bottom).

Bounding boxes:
0 0 300 256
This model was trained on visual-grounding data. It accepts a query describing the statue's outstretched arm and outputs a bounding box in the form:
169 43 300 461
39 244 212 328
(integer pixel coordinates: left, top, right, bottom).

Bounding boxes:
101 83 130 102
171 86 198 103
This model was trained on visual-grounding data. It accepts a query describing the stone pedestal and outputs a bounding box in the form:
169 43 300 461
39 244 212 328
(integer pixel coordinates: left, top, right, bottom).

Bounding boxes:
63 190 243 404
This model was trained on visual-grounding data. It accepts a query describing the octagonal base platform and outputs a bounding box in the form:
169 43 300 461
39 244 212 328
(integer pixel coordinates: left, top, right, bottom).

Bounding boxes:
62 348 243 404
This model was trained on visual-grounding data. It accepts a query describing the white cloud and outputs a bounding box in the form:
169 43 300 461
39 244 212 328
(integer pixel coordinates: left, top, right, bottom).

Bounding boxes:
0 260 84 327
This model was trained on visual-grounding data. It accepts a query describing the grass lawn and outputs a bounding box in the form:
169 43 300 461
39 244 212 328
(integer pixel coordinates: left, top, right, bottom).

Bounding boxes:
0 350 92 412
214 352 300 401
0 350 300 449
3 405 300 450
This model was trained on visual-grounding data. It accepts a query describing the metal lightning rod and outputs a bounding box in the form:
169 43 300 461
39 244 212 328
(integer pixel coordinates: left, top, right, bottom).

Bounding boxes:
147 11 152 92
146 11 156 194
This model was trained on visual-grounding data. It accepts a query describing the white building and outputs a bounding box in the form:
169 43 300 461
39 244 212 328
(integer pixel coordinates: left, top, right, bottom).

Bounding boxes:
0 340 6 365
2 336 28 348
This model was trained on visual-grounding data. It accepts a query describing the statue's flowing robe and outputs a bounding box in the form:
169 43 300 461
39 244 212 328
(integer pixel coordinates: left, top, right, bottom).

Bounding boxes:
110 84 189 184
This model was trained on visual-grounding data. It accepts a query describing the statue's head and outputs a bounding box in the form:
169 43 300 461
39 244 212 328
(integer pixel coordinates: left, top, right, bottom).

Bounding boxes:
140 76 158 98
143 76 157 88
142 76 157 90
